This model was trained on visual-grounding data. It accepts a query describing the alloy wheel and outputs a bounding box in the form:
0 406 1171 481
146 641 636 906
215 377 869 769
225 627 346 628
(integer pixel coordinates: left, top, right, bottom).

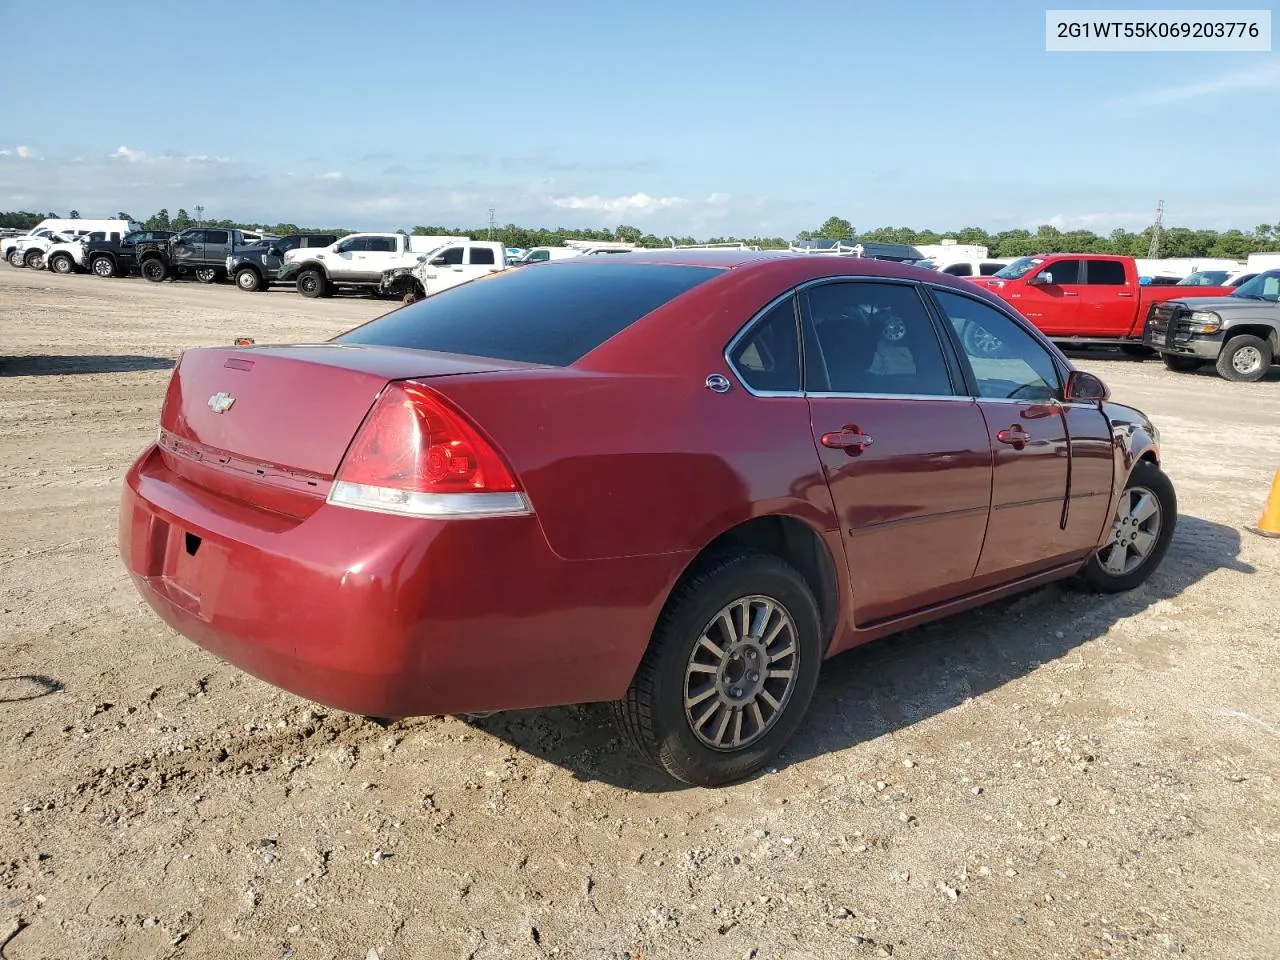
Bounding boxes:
1098 485 1162 577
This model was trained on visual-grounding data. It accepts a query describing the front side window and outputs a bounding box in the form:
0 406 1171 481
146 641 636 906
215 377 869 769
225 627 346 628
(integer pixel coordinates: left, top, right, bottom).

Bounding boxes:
527 249 550 262
802 282 955 396
933 289 1061 401
942 263 974 276
435 247 465 265
728 298 800 393
1085 260 1126 285
335 237 367 253
178 230 206 244
1034 259 1081 285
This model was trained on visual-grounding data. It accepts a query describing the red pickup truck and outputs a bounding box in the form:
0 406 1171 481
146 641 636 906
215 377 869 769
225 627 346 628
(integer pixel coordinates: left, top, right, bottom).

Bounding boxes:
969 254 1233 345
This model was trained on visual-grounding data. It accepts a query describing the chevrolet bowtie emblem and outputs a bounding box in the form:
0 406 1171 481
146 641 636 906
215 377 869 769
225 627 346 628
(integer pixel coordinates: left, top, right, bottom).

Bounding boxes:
208 392 235 414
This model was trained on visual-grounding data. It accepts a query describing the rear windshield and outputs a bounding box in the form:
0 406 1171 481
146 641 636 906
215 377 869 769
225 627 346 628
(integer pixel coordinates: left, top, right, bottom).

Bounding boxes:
336 262 722 366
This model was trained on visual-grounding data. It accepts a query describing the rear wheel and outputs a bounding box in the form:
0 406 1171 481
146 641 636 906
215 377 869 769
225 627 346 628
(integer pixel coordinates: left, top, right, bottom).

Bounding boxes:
296 269 325 298
235 268 263 292
48 252 75 274
1215 334 1272 383
1070 460 1176 594
140 258 167 283
194 267 219 284
1161 353 1202 372
24 249 43 269
91 256 116 278
613 552 823 786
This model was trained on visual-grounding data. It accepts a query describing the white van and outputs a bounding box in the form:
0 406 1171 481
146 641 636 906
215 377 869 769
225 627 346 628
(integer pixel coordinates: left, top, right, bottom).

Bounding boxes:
513 246 580 265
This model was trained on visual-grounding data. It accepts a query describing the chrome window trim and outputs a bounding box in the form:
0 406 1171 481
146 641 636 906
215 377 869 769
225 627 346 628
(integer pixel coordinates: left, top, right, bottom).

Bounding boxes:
723 288 804 397
805 392 974 402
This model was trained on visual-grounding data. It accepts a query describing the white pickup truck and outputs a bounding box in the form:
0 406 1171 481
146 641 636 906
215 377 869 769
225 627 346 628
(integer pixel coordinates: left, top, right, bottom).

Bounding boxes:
379 240 508 302
279 233 466 298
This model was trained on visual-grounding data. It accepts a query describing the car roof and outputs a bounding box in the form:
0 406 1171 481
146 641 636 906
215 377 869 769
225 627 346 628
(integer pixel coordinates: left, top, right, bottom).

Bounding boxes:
548 247 949 281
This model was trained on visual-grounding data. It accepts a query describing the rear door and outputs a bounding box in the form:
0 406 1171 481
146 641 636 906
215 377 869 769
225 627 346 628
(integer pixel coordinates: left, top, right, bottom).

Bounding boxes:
800 279 993 624
361 236 401 278
203 229 232 264
1078 259 1136 336
1016 258 1084 335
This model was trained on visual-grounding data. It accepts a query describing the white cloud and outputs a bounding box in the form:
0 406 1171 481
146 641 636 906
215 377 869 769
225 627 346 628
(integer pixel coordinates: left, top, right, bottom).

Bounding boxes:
0 150 9 157
550 192 689 215
16 145 31 159
317 171 345 181
1036 212 1152 231
1112 63 1280 107
115 145 146 162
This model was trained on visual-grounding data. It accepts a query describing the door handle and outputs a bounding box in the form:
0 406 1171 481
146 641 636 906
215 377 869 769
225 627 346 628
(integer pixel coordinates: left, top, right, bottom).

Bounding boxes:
996 426 1030 449
1118 291 1134 298
1062 291 1079 297
820 425 874 453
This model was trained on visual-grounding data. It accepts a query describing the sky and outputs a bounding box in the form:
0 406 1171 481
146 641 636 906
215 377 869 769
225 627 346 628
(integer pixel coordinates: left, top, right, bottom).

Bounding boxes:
1 1 1277 238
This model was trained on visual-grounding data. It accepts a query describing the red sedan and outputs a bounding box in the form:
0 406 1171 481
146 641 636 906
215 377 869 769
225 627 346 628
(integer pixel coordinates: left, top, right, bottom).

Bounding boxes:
119 251 1176 786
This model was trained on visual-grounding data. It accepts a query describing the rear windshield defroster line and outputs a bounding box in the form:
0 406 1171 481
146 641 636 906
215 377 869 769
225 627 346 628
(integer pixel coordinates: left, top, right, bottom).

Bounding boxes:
335 262 723 366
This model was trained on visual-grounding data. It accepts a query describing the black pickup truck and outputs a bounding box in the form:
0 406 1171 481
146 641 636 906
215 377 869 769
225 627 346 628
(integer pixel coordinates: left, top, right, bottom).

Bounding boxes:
225 233 339 292
136 228 261 283
83 230 175 278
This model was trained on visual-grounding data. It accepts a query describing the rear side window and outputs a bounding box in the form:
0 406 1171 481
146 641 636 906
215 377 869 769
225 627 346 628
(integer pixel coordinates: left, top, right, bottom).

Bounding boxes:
366 236 398 253
470 247 496 265
206 230 229 244
337 262 722 366
979 262 1005 275
1085 260 1126 285
942 263 973 276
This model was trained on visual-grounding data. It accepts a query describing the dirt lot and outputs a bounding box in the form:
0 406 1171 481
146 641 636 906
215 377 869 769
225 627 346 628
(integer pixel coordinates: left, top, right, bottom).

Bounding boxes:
1 268 1278 960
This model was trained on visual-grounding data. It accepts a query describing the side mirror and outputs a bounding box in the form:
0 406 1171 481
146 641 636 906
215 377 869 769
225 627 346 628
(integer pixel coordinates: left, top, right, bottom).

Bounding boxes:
1028 272 1052 285
1063 370 1109 403
267 246 281 257
429 256 447 266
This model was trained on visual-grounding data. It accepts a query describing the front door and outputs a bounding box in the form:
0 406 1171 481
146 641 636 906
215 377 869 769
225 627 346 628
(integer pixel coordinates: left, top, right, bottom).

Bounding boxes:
800 280 993 625
170 230 205 270
930 288 1091 579
1015 257 1084 336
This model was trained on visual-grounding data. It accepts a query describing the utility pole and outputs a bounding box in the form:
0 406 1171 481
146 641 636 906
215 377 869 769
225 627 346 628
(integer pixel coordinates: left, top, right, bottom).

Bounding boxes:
1147 200 1164 258
487 208 496 240
194 205 205 227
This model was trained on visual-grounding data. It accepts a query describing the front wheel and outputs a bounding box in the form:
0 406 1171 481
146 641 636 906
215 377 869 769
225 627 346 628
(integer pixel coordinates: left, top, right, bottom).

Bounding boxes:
235 268 263 292
1215 334 1273 383
91 256 117 278
612 552 823 786
48 253 75 275
296 269 326 298
1161 353 1202 372
194 267 219 284
1070 461 1176 594
140 259 167 282
24 250 44 269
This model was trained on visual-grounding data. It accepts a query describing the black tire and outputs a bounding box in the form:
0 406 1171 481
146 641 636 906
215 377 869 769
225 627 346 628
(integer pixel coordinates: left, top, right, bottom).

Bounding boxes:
140 258 167 283
6 249 23 268
1215 334 1272 383
24 249 43 269
1161 353 1202 372
48 253 75 275
194 267 220 284
296 268 326 298
612 551 823 786
1070 460 1176 594
234 268 263 292
91 256 117 278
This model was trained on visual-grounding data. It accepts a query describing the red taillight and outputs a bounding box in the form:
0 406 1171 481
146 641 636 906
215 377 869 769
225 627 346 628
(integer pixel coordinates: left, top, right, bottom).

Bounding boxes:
328 382 528 518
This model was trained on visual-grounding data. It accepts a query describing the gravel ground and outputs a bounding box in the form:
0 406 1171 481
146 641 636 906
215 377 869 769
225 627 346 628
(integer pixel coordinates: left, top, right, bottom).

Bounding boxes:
1 268 1278 960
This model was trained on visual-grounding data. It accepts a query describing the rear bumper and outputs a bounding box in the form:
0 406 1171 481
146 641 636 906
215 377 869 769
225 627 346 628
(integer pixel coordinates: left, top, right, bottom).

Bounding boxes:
119 446 683 717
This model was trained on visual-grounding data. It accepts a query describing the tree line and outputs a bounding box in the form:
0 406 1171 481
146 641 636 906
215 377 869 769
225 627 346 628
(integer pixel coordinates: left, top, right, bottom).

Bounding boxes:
3 209 1278 259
